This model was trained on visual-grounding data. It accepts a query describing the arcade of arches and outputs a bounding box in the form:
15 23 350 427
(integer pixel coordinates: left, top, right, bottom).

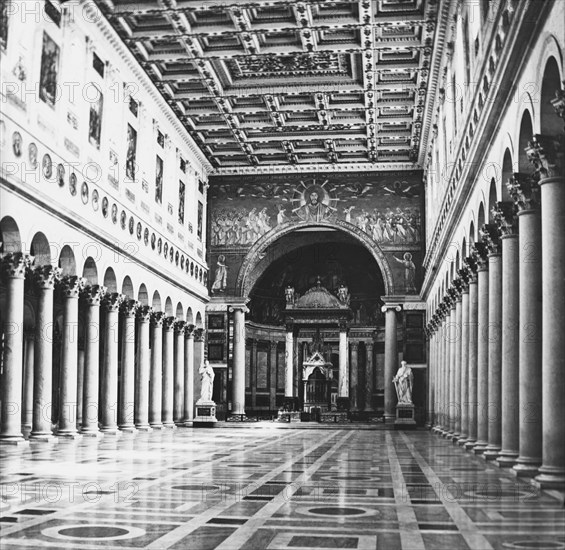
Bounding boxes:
1 0 565 547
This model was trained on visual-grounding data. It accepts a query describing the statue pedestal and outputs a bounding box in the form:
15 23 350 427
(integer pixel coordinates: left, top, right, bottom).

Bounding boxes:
193 400 218 427
394 403 416 429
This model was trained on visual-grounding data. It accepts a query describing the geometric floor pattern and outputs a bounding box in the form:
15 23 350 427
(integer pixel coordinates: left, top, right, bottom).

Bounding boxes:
1 428 564 550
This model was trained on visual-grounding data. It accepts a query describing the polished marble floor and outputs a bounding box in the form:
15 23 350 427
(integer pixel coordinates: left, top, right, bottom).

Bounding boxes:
1 427 564 550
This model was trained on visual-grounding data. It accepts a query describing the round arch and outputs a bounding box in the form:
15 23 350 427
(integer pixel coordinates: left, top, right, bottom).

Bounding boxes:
103 267 117 292
518 110 533 172
122 276 134 298
30 232 51 265
175 302 184 320
59 245 76 276
186 307 194 324
152 290 162 311
195 312 203 328
138 284 149 306
540 56 562 136
501 149 513 201
164 297 173 316
0 216 22 253
236 220 395 297
82 257 98 284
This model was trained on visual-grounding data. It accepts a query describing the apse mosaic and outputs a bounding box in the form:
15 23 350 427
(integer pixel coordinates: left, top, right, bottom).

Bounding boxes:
209 171 423 248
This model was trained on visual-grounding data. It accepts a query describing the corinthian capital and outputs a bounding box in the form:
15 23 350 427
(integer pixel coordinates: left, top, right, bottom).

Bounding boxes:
1 252 32 280
506 173 540 211
81 284 107 306
526 134 564 179
174 320 186 334
492 201 518 236
163 316 176 330
137 305 153 322
550 81 565 128
194 328 205 341
59 275 85 298
151 311 165 327
103 292 125 312
479 223 500 255
121 299 140 318
34 264 61 289
470 242 489 270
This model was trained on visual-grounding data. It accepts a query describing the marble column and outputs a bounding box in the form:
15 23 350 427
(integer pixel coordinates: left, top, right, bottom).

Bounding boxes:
465 265 479 450
162 316 176 427
458 274 471 445
173 321 186 425
493 203 520 466
119 299 139 432
30 265 60 441
251 339 258 408
435 312 447 433
508 174 543 476
452 285 463 440
269 341 278 410
473 243 489 454
535 140 565 489
231 306 247 416
135 305 152 431
56 275 84 438
349 341 359 411
441 309 450 435
382 304 401 422
364 341 374 412
22 332 35 430
285 325 294 399
482 225 503 460
182 324 195 425
100 292 124 434
149 312 165 429
446 298 457 438
338 324 349 400
0 253 31 444
80 284 106 436
76 343 85 426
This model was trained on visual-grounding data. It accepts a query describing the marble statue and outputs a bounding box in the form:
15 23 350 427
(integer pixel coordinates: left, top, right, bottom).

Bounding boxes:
199 360 215 402
393 361 414 404
337 283 350 305
285 285 295 304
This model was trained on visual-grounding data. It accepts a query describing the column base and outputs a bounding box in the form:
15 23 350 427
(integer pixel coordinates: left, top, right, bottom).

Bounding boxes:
512 460 541 478
457 436 469 447
534 471 565 491
80 430 104 438
0 435 29 446
135 425 153 432
472 441 488 454
181 421 194 427
118 425 137 433
149 423 164 430
29 431 57 442
162 422 176 429
55 431 82 440
464 439 477 450
99 427 121 436
496 450 519 468
483 446 502 461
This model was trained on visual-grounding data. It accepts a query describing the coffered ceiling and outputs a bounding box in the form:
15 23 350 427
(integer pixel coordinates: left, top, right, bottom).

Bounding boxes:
96 0 447 171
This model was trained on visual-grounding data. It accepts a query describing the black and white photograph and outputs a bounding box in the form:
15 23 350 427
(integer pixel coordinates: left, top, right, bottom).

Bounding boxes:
1 1 564 550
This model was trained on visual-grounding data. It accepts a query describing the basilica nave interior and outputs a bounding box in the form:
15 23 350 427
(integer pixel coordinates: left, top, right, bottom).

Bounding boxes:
0 0 564 549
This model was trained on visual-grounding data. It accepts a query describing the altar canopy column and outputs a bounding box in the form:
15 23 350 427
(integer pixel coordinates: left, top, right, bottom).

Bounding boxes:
473 243 489 454
119 299 139 432
56 275 84 438
162 316 176 427
338 324 349 402
458 274 470 445
100 293 123 434
349 341 359 411
465 264 479 450
30 265 60 440
231 306 247 416
80 284 106 436
135 305 152 431
285 324 294 401
493 203 520 466
364 341 374 412
22 332 35 430
382 304 401 422
173 321 185 425
534 139 565 490
0 253 32 444
182 324 195 425
149 312 164 429
508 174 543 476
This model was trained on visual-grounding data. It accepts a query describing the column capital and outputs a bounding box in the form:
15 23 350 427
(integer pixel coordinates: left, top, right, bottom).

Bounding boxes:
492 201 518 237
185 323 196 337
458 265 471 291
550 81 565 127
229 304 249 314
121 299 140 318
447 286 459 307
103 292 125 312
526 134 564 179
137 305 153 322
365 341 374 351
452 277 464 300
470 242 489 271
59 275 86 298
350 341 360 351
381 303 402 313
507 172 540 211
479 223 500 256
174 320 186 334
194 328 205 341
33 264 62 289
270 340 278 351
163 315 176 330
81 284 107 306
338 320 349 331
151 311 166 327
1 252 33 280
